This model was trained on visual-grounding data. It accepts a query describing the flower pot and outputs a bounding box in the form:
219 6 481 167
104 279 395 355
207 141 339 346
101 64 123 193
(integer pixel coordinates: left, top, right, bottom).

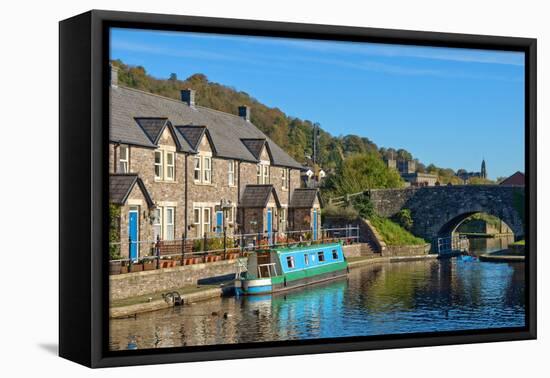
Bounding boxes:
109 261 122 275
143 262 155 271
129 263 143 272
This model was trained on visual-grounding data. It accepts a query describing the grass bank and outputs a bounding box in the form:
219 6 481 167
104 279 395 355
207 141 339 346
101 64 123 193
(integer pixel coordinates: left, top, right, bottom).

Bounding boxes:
369 215 426 246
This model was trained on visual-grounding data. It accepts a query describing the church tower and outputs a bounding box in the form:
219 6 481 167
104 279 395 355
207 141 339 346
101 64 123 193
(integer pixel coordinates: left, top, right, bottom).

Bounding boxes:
481 159 487 179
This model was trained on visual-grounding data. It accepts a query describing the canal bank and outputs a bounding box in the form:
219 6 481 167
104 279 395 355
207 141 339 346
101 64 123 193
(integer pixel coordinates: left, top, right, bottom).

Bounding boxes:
109 245 436 319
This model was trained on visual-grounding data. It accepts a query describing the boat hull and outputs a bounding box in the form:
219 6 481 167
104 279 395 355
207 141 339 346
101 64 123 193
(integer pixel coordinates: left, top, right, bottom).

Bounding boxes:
238 266 348 295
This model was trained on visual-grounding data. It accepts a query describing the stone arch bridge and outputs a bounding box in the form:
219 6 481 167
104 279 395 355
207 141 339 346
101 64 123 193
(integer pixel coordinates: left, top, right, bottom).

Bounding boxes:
367 186 525 241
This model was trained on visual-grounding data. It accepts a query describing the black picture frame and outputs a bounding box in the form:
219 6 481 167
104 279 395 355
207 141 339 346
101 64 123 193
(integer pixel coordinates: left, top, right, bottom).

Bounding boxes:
59 9 537 368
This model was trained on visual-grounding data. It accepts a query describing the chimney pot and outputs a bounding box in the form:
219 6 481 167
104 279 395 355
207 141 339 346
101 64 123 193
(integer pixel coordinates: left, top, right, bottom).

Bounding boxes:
238 105 250 121
181 89 195 107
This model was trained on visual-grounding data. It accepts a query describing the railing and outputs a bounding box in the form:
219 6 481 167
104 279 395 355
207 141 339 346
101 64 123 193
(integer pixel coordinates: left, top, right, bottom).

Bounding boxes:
435 235 469 255
109 226 359 274
328 190 370 207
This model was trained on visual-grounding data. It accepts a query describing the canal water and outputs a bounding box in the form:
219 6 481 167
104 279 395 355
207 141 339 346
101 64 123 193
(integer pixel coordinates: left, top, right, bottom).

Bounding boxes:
109 239 525 351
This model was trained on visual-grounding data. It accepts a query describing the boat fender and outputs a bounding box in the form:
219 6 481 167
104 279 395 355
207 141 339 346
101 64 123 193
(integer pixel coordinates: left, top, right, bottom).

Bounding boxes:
346 266 350 274
284 277 287 287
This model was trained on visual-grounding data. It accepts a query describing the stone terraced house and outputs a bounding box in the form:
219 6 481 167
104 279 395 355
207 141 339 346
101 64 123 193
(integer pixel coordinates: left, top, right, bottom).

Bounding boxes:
108 67 321 260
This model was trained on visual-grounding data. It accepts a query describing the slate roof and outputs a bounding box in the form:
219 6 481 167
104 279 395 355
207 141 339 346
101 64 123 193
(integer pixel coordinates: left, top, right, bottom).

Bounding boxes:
109 173 154 208
110 85 303 168
241 139 268 160
499 171 525 186
134 117 169 144
175 125 207 151
289 188 320 208
240 185 281 208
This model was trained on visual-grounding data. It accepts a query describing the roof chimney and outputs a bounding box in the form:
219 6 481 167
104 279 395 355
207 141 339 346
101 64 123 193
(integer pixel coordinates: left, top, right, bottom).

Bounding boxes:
110 64 118 87
181 89 195 107
238 105 250 121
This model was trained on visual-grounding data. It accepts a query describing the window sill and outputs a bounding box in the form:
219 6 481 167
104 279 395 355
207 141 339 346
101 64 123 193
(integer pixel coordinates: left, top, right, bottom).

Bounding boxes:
154 179 178 184
193 181 214 186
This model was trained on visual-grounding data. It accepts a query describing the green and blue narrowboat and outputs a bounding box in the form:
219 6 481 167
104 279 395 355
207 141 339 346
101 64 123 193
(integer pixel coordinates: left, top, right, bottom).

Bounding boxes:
236 242 348 295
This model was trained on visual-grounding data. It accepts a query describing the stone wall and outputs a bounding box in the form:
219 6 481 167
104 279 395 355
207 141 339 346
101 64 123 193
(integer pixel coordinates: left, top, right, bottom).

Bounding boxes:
109 258 247 300
383 243 431 257
368 186 525 240
342 244 361 258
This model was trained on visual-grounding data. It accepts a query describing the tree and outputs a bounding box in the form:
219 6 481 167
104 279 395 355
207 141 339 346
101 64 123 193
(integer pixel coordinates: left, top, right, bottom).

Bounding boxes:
331 152 404 196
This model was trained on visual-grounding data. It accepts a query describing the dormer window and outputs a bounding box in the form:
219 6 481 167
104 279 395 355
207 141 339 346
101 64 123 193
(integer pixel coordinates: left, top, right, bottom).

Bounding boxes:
118 145 129 173
203 156 212 183
166 152 175 180
154 151 163 179
154 149 175 181
193 154 212 184
257 163 269 184
282 168 289 190
194 157 201 181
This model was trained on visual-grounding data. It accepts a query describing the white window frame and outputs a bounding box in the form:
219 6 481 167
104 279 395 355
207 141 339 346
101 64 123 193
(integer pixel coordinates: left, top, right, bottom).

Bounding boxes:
256 164 262 184
153 207 163 241
228 160 235 186
154 150 163 179
118 145 129 173
286 256 295 269
193 207 201 237
263 165 269 184
203 156 212 183
203 208 211 235
193 156 201 182
166 151 175 181
281 168 289 190
280 208 286 231
227 206 235 223
165 207 175 240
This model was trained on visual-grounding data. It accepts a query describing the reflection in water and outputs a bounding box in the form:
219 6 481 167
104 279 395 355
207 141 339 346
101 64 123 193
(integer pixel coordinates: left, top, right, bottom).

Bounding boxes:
110 257 525 350
467 235 515 254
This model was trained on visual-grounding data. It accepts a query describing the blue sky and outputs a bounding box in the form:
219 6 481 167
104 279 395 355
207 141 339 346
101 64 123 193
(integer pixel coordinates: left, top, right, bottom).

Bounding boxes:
111 28 525 180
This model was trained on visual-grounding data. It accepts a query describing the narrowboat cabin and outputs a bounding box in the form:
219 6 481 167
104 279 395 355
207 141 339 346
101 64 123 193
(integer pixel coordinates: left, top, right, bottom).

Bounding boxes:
237 242 348 295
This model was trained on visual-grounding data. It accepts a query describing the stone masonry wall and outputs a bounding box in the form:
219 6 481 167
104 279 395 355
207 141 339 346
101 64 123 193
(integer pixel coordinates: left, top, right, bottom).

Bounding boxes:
110 258 247 300
369 186 525 240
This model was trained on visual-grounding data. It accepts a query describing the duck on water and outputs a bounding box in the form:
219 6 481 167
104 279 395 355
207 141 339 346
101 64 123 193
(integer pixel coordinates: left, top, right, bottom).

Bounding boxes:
236 242 349 295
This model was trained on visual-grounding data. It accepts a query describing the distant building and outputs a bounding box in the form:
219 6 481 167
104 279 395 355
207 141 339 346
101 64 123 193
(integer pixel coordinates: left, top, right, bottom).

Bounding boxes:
384 157 437 186
401 172 438 187
457 159 488 183
499 171 525 186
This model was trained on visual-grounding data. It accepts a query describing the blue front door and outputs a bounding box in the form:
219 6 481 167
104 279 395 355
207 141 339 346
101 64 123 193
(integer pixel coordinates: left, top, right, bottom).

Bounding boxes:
267 209 273 245
216 211 223 234
313 209 318 240
129 210 139 261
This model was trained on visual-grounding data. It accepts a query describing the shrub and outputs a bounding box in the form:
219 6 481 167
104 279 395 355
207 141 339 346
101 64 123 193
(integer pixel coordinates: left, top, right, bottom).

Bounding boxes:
393 209 413 231
109 204 122 260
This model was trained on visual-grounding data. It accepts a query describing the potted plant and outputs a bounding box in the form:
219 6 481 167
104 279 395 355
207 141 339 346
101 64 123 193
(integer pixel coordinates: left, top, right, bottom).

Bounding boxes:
129 262 143 272
142 258 156 271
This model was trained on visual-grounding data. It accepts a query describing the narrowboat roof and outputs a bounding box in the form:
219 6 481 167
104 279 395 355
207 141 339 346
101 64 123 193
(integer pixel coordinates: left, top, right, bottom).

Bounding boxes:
272 243 342 254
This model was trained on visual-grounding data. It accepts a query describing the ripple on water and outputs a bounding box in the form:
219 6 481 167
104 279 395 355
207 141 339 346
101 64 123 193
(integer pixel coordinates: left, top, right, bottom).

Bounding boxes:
109 257 525 351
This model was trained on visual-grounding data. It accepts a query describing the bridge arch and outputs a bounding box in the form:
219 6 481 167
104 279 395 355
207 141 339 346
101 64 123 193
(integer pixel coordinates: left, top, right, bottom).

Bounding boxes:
437 211 515 239
368 186 525 241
